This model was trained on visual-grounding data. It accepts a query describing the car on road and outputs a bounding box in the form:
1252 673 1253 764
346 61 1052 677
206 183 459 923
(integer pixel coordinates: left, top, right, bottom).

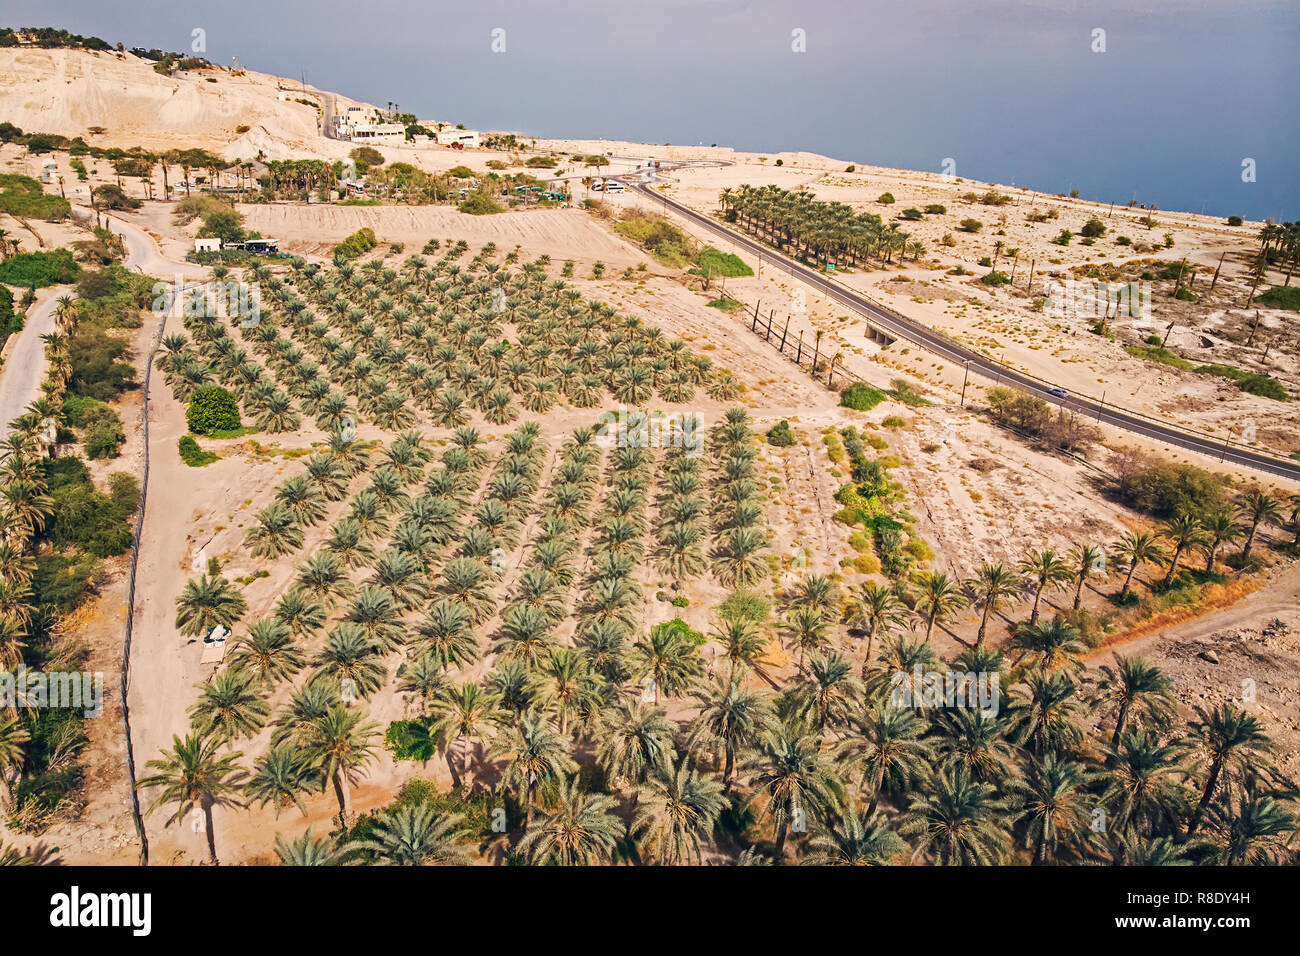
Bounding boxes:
1046 387 1069 398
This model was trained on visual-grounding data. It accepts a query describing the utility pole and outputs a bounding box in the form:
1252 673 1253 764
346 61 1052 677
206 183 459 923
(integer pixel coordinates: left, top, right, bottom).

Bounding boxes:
1096 389 1106 425
960 361 970 407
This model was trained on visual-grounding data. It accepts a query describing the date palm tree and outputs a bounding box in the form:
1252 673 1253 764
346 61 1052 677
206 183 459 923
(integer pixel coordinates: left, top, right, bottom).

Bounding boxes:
1091 654 1175 750
354 804 472 865
273 827 355 866
428 682 501 788
1017 548 1072 625
1010 619 1087 674
837 700 931 816
846 580 906 667
1160 514 1205 586
246 744 314 819
687 678 774 792
174 574 248 638
910 570 967 641
245 503 304 559
188 668 271 743
632 758 726 865
1199 509 1242 572
1112 531 1165 601
1236 490 1282 560
1009 754 1098 864
298 705 380 829
751 719 840 861
518 773 623 866
1182 704 1273 837
595 700 676 793
966 562 1021 646
802 797 905 865
137 734 245 865
899 766 1010 865
628 622 704 703
1067 543 1105 610
498 710 578 824
712 616 767 682
0 713 31 812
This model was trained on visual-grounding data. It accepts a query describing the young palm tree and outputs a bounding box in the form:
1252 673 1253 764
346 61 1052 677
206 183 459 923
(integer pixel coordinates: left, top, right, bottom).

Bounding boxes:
631 758 727 865
966 562 1021 646
245 503 304 559
353 804 472 865
899 766 1010 865
1010 619 1087 674
910 570 967 641
1112 531 1165 600
792 651 863 733
1017 548 1072 625
298 705 380 828
1091 654 1175 750
174 574 248 638
518 773 624 866
229 617 305 688
1182 704 1274 837
273 827 354 866
0 713 31 812
802 797 905 865
781 605 830 670
137 734 245 865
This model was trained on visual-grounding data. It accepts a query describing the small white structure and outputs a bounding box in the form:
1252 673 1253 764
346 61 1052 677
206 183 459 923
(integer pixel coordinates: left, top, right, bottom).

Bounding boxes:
436 128 480 148
194 237 222 252
40 160 58 184
349 122 405 144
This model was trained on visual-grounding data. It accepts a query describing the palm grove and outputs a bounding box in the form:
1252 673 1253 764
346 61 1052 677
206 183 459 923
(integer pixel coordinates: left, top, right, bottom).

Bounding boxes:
136 241 1296 866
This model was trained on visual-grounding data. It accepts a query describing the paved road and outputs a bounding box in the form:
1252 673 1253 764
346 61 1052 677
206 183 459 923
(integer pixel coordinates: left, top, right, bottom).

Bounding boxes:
633 172 1300 482
0 285 72 437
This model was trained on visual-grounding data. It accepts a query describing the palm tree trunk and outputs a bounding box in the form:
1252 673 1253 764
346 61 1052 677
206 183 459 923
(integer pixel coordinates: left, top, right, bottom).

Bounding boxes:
977 601 992 645
1187 761 1222 836
1110 700 1130 751
1073 574 1086 609
203 797 219 864
1162 546 1183 586
1030 585 1044 624
774 819 789 860
332 768 350 829
722 746 735 793
1120 561 1137 599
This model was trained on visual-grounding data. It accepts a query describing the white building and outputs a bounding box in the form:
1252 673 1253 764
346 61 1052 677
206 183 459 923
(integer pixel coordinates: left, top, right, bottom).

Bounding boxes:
435 128 480 148
194 237 222 252
40 161 58 184
348 122 406 144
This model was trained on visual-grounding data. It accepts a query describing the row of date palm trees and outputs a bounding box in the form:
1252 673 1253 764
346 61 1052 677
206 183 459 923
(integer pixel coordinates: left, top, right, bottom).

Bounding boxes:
720 183 917 267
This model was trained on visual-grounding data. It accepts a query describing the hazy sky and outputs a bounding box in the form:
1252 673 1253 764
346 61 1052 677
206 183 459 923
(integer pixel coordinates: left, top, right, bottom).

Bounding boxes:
5 0 1297 218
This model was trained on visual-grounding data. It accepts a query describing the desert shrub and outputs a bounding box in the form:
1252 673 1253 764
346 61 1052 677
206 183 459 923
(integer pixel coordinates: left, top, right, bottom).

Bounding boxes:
840 382 885 411
694 246 753 278
882 415 907 428
959 218 983 233
178 435 218 467
458 189 504 215
1054 229 1073 245
1227 216 1243 227
766 420 796 447
0 285 17 347
925 204 946 215
92 183 141 210
1254 286 1300 311
1081 218 1107 238
186 385 241 436
878 193 896 204
1194 364 1289 401
718 588 770 624
980 270 1010 286
901 208 922 221
108 472 141 513
614 210 694 267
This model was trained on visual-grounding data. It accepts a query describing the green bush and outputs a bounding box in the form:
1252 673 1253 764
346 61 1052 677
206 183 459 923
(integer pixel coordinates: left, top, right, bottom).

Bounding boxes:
694 246 753 278
178 435 219 467
901 208 923 220
980 270 1010 286
42 457 134 557
186 385 241 436
333 227 377 264
1124 461 1227 519
1081 217 1107 237
1226 216 1243 227
1254 286 1300 311
878 193 895 204
766 420 797 446
1194 364 1290 401
924 204 947 215
840 382 886 411
458 189 504 215
959 218 983 233
80 404 125 459
0 248 80 287
0 173 71 220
